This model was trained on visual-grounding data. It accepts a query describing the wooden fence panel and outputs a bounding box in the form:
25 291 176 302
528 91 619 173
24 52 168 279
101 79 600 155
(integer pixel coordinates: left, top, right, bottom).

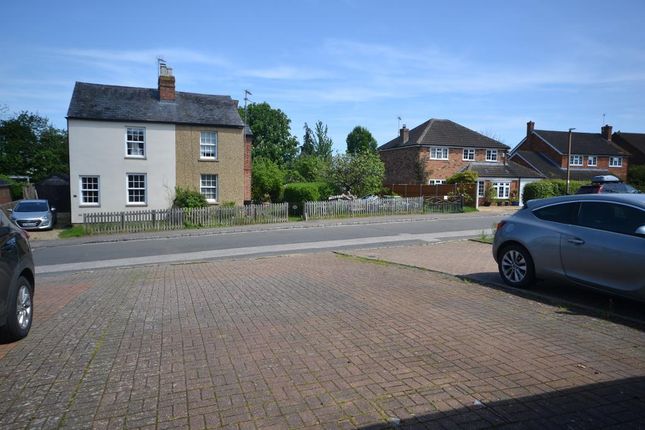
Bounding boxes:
83 203 289 235
303 197 425 220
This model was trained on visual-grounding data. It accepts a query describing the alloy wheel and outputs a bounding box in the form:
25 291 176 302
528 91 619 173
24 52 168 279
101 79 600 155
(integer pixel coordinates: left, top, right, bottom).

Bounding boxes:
501 249 527 284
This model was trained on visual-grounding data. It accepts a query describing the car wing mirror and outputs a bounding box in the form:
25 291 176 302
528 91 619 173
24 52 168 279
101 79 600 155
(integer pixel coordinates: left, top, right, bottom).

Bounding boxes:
635 225 645 237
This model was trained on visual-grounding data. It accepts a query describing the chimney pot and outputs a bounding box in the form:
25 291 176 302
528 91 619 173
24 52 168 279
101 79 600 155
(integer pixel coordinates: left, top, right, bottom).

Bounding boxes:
526 121 535 137
601 124 613 141
400 125 409 144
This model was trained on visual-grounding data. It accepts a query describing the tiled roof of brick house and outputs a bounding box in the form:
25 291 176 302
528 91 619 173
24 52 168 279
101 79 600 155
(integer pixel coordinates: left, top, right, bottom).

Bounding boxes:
532 130 627 156
513 150 610 180
379 119 509 151
460 160 543 178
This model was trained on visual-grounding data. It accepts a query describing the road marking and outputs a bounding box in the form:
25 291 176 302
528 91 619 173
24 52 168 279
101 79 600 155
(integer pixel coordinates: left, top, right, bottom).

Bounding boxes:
36 229 491 274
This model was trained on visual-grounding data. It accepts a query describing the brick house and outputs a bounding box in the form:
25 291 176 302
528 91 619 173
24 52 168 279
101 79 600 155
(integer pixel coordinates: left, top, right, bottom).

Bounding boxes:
67 63 252 224
378 119 541 205
510 121 629 181
612 132 645 167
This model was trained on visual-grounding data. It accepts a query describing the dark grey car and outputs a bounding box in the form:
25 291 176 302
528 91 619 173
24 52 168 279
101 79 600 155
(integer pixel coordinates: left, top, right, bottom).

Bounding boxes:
0 210 35 340
493 194 645 301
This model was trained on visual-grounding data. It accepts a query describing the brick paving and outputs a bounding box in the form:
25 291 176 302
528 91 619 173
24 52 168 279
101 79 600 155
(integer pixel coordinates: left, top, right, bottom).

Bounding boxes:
0 252 643 429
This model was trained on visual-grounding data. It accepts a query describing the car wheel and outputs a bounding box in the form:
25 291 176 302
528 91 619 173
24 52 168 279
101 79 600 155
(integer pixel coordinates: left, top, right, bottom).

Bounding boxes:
4 276 33 340
498 244 535 288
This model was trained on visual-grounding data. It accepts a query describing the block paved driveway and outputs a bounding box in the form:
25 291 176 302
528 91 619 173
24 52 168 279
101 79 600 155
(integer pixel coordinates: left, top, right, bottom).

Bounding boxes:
0 252 644 429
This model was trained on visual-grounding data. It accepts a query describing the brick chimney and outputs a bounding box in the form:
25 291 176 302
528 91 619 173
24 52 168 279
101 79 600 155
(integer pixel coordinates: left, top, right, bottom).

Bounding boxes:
158 62 175 101
526 121 535 137
400 125 409 144
601 124 612 141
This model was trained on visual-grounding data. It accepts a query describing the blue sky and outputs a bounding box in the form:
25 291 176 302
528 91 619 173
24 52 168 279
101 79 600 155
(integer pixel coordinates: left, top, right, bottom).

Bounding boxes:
2 0 644 153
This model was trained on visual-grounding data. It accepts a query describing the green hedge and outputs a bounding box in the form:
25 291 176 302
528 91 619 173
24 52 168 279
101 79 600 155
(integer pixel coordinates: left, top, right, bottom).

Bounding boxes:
522 179 586 203
283 182 333 215
628 165 645 192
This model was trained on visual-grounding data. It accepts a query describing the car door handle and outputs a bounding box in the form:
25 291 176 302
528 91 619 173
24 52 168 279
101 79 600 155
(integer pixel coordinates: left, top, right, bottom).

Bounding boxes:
567 238 585 245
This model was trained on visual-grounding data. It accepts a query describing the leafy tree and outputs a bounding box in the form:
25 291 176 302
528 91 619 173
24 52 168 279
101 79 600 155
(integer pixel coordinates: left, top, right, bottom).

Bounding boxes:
329 151 385 197
0 111 68 182
628 165 645 192
446 171 478 184
346 126 377 154
289 155 329 183
313 121 333 160
251 157 285 202
301 123 315 156
240 102 298 166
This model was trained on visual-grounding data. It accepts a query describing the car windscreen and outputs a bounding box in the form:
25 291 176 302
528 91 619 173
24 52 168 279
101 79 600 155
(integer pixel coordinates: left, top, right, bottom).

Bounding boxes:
15 202 48 212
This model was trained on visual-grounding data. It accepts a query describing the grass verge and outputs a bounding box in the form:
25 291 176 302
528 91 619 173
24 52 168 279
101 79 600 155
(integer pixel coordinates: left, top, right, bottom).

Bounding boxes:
58 225 85 239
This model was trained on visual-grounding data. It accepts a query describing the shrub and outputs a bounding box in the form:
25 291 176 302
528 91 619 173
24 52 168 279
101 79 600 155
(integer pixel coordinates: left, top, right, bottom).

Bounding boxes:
283 182 332 215
173 187 207 208
252 157 285 202
0 175 23 200
628 165 645 192
522 179 586 203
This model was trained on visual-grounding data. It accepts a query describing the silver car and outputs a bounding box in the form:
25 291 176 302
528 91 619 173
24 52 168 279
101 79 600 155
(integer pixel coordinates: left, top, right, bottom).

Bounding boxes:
10 199 57 230
493 194 645 301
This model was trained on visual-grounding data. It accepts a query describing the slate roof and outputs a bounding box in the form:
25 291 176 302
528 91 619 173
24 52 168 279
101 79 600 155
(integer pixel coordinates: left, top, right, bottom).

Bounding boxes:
511 150 611 181
67 82 245 128
379 119 509 151
460 160 544 179
612 132 645 164
533 130 627 156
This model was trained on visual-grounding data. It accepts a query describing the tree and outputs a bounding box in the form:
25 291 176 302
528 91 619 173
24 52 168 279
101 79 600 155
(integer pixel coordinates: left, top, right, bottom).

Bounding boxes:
289 155 329 183
240 102 298 166
251 157 286 202
313 121 333 160
329 151 385 197
446 171 478 184
301 123 315 156
346 126 377 154
0 111 69 182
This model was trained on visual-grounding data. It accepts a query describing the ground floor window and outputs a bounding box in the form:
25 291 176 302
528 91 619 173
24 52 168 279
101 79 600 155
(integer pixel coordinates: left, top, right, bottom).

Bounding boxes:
200 174 218 202
80 176 100 206
127 173 146 204
492 181 510 199
427 179 446 185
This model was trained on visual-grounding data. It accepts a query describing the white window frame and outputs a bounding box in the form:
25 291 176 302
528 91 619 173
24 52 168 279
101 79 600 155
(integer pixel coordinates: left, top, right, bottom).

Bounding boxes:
429 147 449 160
200 131 218 160
79 176 100 206
200 174 218 202
427 179 446 185
125 127 146 158
477 181 485 197
587 155 597 167
485 149 498 162
462 148 475 161
569 154 583 166
492 181 510 199
126 173 147 205
609 156 623 167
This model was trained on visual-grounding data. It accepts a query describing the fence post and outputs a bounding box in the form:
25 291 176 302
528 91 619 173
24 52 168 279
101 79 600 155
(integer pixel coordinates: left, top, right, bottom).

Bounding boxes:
121 212 125 231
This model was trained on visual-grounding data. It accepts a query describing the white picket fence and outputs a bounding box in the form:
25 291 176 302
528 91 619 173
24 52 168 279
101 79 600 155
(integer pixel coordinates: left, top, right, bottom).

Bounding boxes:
303 197 425 220
83 203 289 234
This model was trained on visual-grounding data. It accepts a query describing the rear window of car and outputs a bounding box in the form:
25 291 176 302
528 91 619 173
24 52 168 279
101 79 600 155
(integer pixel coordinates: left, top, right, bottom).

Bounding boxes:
577 202 645 235
15 202 48 212
533 202 580 224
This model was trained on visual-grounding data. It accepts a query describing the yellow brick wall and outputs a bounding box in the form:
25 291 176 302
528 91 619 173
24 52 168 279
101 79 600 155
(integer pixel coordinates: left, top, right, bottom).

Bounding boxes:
175 125 245 205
